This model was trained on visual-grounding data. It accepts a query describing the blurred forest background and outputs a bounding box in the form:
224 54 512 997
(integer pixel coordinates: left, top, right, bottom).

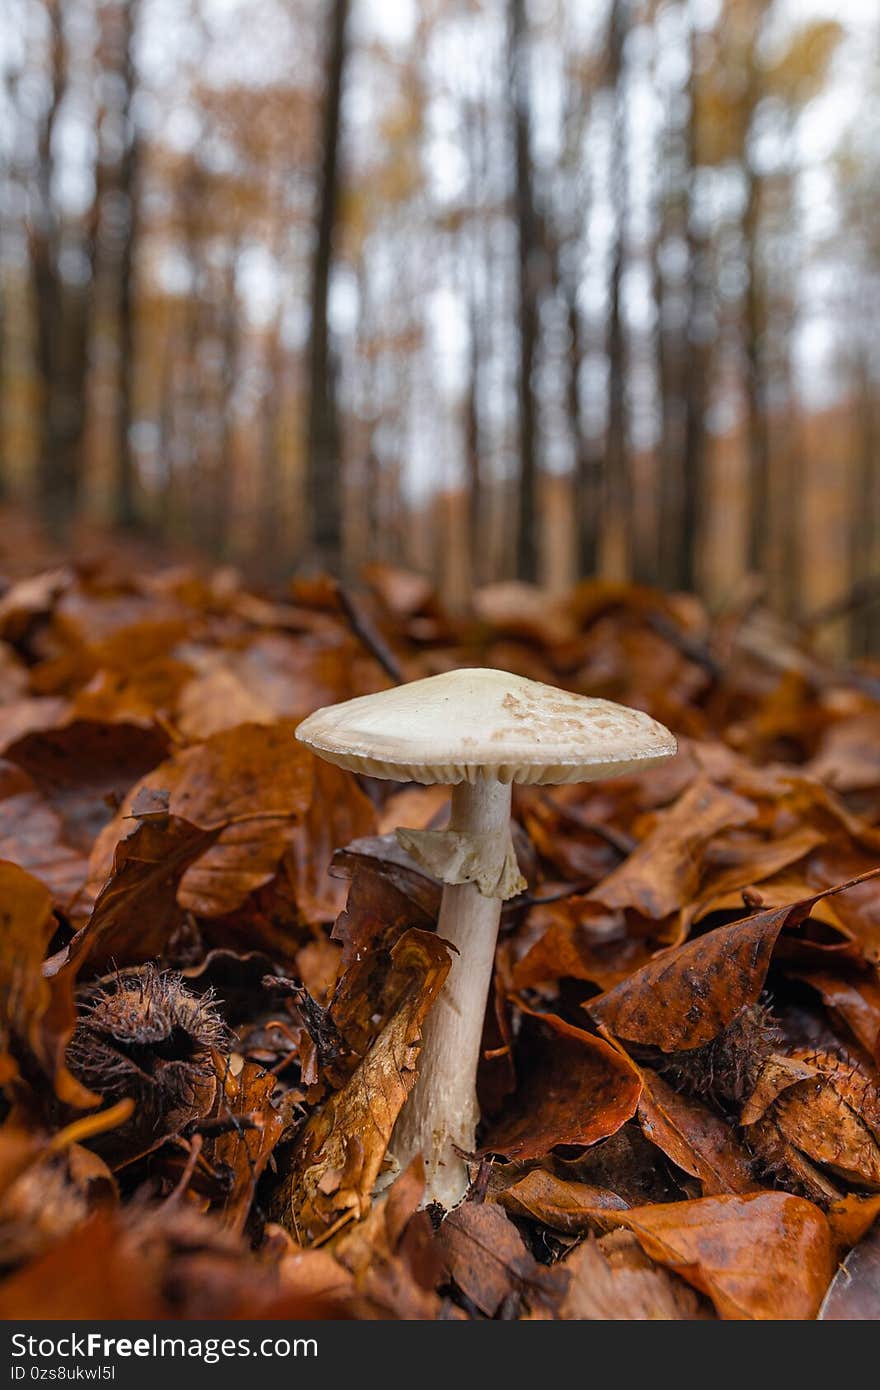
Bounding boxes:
0 0 878 649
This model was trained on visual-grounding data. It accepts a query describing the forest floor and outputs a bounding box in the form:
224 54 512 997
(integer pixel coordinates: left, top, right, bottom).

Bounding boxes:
1 536 880 1320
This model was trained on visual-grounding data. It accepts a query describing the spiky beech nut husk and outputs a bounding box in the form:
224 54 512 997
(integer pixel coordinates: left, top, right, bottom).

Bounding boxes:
656 1003 782 1106
66 965 227 1169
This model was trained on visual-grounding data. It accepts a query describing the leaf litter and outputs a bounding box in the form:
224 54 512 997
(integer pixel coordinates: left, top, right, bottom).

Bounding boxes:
1 561 880 1318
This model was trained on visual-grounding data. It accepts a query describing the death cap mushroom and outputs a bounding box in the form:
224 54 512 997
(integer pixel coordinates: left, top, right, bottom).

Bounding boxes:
294 666 677 787
296 667 677 1208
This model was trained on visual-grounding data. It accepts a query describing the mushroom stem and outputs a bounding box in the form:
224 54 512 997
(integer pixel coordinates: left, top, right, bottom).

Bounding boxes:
392 777 513 1209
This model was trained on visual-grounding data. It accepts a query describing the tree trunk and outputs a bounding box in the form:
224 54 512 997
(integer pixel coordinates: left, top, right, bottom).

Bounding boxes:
304 0 349 574
680 18 711 593
743 164 769 578
257 318 284 578
31 0 92 534
509 0 540 584
604 0 629 576
465 293 482 590
850 352 879 657
112 0 142 529
212 248 241 558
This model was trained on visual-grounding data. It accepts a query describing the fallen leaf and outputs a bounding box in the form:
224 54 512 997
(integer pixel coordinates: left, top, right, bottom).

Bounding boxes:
819 1218 880 1319
590 778 756 919
0 761 87 903
593 1192 834 1320
589 874 880 1051
202 1056 285 1233
559 1229 712 1320
436 1201 567 1317
275 929 450 1244
46 813 221 976
497 1168 629 1232
0 862 94 1106
482 1010 642 1160
635 1066 758 1195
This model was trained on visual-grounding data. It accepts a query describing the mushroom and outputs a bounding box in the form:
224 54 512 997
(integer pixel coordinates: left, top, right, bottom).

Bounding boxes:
295 667 677 1208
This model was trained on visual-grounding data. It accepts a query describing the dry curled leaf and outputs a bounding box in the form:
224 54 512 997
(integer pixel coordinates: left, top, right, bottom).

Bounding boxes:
588 874 880 1052
635 1066 758 1196
593 1192 834 1320
275 929 450 1244
482 1009 642 1161
590 777 757 919
46 813 221 976
559 1229 712 1320
819 1219 880 1319
436 1200 567 1318
497 1168 629 1232
0 862 94 1107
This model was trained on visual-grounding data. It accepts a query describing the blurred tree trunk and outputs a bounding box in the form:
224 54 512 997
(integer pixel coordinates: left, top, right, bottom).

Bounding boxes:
509 0 540 584
743 167 770 579
463 100 484 592
176 158 207 545
567 287 597 576
680 18 711 593
213 246 241 557
0 216 6 497
464 304 481 587
157 330 176 532
304 0 349 574
558 67 598 580
653 182 680 589
108 0 142 529
257 319 284 576
604 0 629 576
851 353 879 657
742 62 769 579
31 0 94 534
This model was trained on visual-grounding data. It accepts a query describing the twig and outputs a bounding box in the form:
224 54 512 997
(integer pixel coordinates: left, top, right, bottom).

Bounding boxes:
804 576 880 627
335 582 405 684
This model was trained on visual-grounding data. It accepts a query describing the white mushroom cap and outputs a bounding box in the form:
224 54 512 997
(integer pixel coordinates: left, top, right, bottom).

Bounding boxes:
295 667 677 786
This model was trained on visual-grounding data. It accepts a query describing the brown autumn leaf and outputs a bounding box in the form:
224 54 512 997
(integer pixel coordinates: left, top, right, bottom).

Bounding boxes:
329 1160 448 1319
175 665 277 739
0 862 95 1107
826 1193 880 1252
0 567 72 643
46 813 221 976
329 866 435 1060
808 712 880 793
820 1218 880 1319
436 1200 567 1318
0 761 87 904
588 874 880 1052
589 777 756 919
201 1056 285 1233
802 843 880 963
86 722 314 921
635 1066 758 1196
284 755 377 925
276 928 450 1244
689 823 828 927
511 897 651 991
0 1213 168 1319
595 1193 834 1320
497 1168 629 1232
559 1229 713 1320
791 966 880 1061
4 717 170 852
482 1010 642 1160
